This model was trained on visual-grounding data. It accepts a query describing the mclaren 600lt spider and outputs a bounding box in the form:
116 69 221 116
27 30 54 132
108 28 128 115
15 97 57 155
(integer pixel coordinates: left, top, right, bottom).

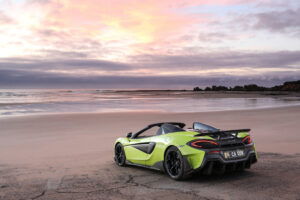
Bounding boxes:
114 122 257 180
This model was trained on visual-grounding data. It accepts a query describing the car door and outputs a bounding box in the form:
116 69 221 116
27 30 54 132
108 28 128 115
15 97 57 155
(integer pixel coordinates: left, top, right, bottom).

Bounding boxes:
124 126 159 166
144 126 168 167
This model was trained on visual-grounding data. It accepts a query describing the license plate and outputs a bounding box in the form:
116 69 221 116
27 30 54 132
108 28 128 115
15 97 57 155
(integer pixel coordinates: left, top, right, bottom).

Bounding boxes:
223 149 245 159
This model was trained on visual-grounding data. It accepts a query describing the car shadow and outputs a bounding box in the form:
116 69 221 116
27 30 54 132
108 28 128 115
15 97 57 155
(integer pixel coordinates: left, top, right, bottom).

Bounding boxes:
117 163 257 183
187 170 256 183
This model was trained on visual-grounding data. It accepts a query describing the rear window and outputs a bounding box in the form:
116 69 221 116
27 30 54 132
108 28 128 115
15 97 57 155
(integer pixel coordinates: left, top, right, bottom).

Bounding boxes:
161 123 185 134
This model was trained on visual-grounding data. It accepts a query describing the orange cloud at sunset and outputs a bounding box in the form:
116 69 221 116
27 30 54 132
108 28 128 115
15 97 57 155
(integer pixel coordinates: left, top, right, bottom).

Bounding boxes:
38 0 203 44
40 0 265 40
1 0 268 59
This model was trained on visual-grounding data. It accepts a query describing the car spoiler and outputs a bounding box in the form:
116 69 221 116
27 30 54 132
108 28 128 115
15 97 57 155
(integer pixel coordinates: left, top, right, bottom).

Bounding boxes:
194 129 251 137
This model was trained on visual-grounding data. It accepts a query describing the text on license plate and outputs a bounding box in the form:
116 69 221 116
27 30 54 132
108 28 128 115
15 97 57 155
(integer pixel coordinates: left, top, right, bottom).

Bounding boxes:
223 149 245 159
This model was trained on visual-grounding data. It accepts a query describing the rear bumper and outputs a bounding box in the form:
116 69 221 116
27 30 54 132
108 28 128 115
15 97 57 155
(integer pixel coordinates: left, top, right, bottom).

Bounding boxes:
201 150 257 175
184 148 257 175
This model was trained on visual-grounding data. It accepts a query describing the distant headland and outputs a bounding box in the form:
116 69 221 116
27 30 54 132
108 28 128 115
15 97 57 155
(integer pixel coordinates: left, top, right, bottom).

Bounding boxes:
193 80 300 92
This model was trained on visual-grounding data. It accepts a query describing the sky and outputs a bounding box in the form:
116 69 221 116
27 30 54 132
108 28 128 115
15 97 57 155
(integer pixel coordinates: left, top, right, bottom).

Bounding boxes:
0 0 300 89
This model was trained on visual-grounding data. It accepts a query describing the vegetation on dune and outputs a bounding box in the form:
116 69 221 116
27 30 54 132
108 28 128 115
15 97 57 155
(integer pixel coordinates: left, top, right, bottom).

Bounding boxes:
193 80 300 92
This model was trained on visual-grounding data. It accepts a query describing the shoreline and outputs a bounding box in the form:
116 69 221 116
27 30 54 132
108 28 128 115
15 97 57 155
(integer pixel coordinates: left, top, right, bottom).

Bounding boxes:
1 90 300 118
1 103 300 120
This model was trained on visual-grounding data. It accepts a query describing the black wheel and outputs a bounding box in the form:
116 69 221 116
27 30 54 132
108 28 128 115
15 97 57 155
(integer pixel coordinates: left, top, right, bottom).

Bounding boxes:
164 146 185 180
114 143 126 166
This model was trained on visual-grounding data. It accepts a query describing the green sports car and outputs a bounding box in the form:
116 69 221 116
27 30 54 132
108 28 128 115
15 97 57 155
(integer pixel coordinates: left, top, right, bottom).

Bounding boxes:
114 122 257 180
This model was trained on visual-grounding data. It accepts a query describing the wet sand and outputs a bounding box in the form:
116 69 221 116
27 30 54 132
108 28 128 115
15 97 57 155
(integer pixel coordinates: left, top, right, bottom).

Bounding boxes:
0 106 300 199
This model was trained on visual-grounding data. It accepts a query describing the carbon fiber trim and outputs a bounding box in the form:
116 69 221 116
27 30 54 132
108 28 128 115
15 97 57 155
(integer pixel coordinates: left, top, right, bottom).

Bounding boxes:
129 142 156 154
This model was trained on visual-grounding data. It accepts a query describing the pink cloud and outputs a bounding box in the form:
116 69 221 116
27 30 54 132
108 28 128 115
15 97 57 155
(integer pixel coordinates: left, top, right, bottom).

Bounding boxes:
0 0 268 58
34 0 267 44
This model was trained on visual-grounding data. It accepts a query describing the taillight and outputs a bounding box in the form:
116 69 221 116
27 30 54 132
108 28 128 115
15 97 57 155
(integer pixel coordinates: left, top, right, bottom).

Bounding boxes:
208 150 220 154
188 140 218 149
242 136 251 144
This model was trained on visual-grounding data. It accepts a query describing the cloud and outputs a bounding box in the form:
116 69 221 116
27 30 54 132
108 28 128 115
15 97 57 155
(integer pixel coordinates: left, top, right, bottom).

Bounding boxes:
0 68 299 89
1 50 300 74
131 50 300 69
198 32 236 42
253 8 300 35
30 0 263 46
0 49 299 89
34 0 201 44
0 57 132 71
0 10 13 25
229 7 300 37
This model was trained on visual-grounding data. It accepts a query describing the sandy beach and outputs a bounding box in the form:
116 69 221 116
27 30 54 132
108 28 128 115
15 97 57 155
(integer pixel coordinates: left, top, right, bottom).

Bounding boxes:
1 106 300 199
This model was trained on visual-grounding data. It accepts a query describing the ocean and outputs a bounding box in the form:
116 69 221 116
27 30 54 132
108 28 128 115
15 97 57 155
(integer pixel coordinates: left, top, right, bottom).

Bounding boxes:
0 89 300 117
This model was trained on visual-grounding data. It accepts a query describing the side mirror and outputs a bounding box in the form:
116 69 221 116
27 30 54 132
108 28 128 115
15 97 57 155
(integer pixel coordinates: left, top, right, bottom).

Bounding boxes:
126 132 132 138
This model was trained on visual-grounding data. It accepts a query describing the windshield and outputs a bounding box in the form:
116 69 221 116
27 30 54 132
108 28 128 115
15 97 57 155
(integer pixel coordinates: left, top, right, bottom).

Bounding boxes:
193 122 218 132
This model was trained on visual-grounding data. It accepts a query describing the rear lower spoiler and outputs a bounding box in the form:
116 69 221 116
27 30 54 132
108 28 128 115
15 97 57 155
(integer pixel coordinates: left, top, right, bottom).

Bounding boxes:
195 129 250 137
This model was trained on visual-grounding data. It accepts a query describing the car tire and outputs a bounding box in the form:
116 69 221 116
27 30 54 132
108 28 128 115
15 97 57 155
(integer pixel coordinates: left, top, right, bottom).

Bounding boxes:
164 146 185 180
114 143 126 166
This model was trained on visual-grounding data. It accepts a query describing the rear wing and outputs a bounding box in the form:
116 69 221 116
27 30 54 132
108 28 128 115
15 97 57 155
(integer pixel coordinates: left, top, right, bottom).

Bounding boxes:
194 129 250 138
